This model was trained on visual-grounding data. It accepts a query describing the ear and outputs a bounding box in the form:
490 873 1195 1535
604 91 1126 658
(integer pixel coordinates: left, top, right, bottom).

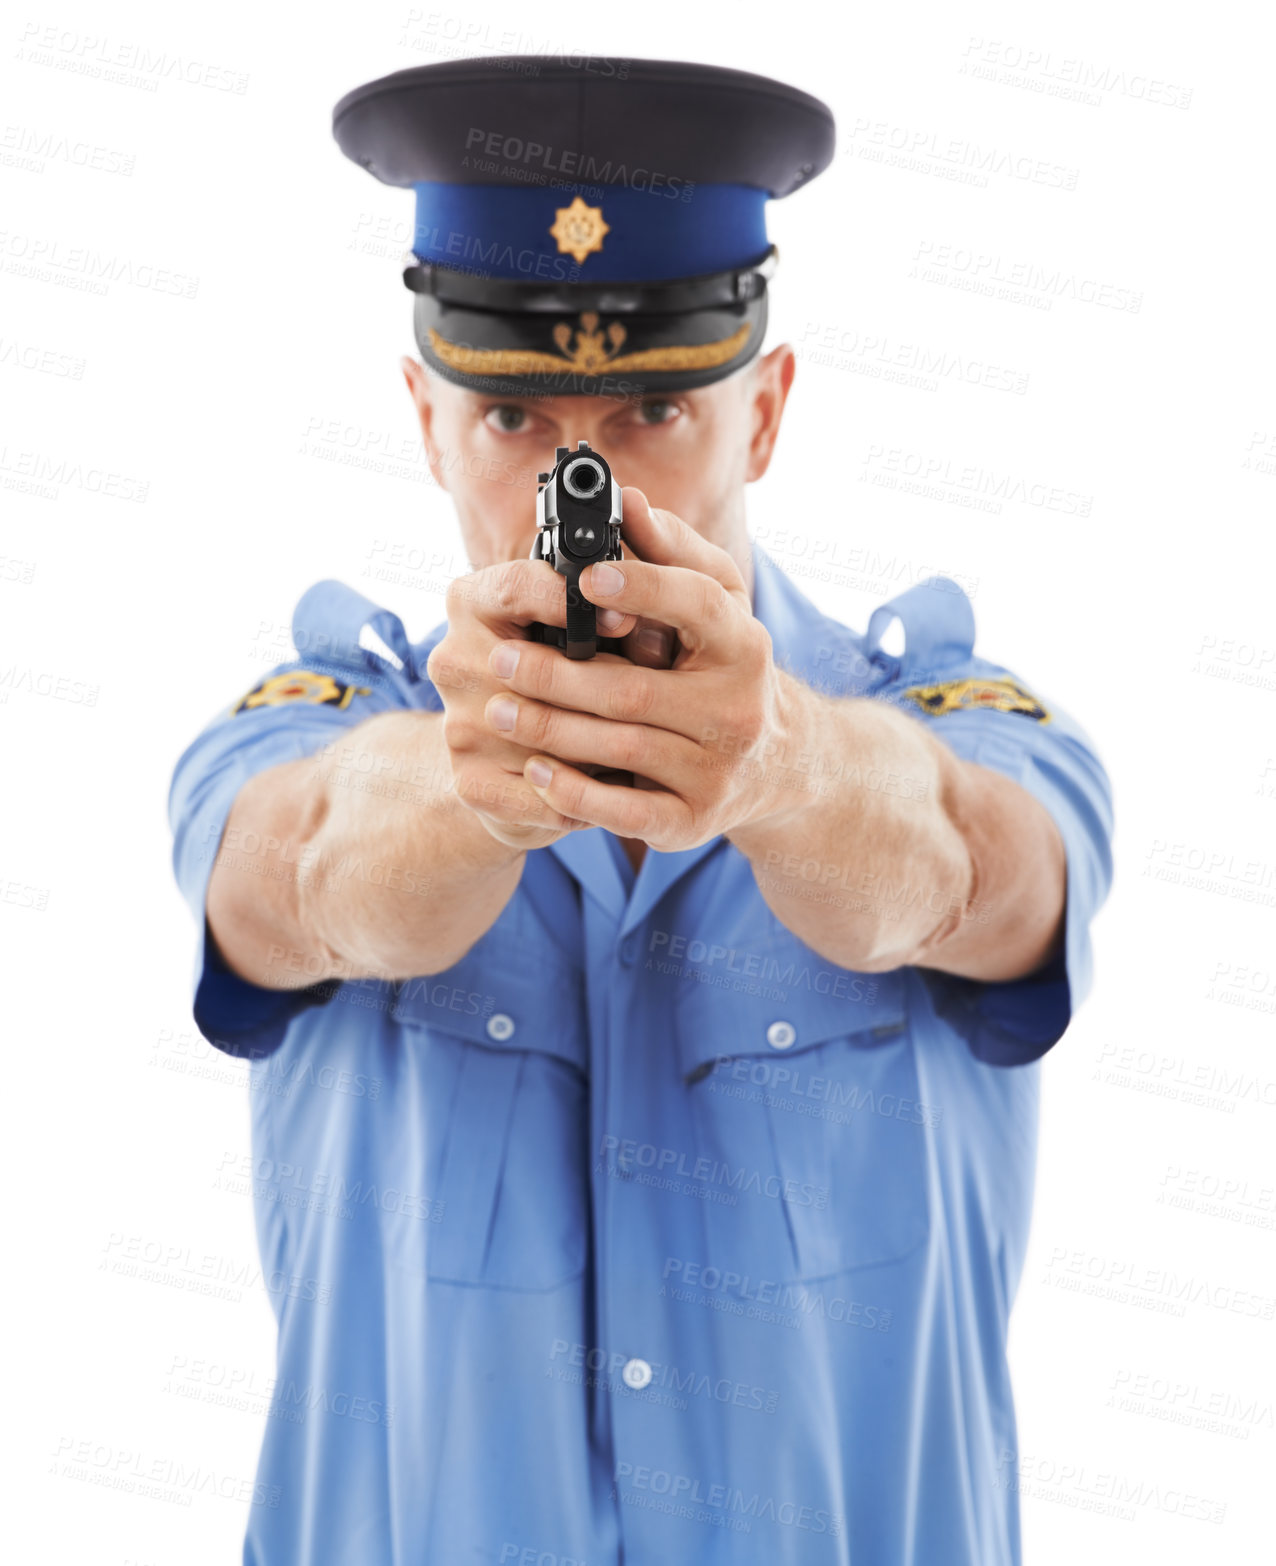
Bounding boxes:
400 355 449 492
744 344 796 483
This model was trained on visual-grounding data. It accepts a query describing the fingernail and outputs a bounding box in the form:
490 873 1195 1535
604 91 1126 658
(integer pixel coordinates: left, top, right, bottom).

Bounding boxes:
637 627 672 661
590 562 624 595
527 759 552 788
597 607 625 631
489 697 518 731
490 644 520 678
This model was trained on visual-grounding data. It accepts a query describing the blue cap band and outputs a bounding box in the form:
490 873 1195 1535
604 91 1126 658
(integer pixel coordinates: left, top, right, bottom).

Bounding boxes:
411 181 770 283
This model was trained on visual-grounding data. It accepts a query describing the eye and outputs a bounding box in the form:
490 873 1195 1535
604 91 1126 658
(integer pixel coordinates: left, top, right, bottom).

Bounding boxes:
483 404 530 434
637 398 678 426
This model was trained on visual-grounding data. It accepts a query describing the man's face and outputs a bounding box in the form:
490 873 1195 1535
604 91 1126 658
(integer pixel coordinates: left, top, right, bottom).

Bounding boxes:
402 349 793 572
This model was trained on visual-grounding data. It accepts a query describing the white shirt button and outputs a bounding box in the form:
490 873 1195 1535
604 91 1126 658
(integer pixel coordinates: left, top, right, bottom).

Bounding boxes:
622 1357 653 1390
766 1019 796 1050
485 1012 515 1041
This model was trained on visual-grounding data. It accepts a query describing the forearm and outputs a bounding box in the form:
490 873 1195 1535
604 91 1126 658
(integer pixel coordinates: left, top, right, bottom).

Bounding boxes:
207 710 526 990
726 675 977 972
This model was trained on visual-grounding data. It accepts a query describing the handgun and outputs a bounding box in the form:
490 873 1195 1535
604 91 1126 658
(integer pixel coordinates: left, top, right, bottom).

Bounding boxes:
528 441 625 660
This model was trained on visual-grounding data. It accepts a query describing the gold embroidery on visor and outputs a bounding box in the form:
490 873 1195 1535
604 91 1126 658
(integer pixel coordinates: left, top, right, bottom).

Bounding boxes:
427 312 752 377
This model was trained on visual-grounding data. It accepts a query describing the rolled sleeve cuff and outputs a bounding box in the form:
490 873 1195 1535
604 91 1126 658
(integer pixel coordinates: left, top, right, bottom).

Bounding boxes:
921 723 1114 1067
170 738 338 1062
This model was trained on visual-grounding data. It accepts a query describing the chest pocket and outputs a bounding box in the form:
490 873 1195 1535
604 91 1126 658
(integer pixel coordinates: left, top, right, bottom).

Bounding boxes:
675 935 932 1282
387 939 589 1292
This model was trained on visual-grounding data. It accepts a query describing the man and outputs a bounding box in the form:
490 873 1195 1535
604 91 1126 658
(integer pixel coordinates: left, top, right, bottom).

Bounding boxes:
169 57 1114 1565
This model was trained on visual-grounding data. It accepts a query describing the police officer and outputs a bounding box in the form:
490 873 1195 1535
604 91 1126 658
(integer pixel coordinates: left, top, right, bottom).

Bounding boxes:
169 56 1114 1566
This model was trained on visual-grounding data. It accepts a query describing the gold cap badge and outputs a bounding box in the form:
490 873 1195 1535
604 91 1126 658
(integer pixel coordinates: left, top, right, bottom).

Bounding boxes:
549 196 610 264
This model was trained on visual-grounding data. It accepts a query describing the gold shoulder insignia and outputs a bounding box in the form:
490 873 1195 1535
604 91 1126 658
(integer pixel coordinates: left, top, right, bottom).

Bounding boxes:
231 670 371 715
902 676 1050 723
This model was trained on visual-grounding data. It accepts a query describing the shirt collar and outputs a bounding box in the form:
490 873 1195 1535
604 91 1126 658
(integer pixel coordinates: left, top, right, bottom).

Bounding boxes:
748 539 879 697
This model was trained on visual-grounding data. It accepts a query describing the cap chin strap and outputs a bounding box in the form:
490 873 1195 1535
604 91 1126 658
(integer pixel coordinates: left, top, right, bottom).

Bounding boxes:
401 246 778 315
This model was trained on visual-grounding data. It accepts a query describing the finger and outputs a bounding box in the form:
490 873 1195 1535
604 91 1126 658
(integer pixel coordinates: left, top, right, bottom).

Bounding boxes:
488 640 728 744
450 557 628 639
594 602 641 640
450 558 564 632
453 763 580 837
577 555 753 661
489 639 684 732
483 691 698 778
614 618 678 669
461 556 643 642
522 755 693 846
618 489 750 603
471 813 571 851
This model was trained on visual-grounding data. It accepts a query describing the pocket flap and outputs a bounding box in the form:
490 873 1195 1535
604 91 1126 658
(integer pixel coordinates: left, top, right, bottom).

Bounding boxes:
390 938 588 1075
672 936 908 1082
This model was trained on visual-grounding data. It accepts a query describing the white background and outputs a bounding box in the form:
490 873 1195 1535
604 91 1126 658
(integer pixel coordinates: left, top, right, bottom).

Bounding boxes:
2 1 1273 1560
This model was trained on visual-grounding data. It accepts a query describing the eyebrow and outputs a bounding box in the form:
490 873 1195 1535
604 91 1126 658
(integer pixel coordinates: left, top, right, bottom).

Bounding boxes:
470 393 551 410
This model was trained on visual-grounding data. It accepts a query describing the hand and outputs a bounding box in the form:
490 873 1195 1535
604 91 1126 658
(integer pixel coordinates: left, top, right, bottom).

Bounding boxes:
426 544 677 850
482 492 808 851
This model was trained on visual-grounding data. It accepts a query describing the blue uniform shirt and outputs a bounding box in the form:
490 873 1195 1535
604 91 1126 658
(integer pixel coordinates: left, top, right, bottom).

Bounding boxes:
169 543 1114 1566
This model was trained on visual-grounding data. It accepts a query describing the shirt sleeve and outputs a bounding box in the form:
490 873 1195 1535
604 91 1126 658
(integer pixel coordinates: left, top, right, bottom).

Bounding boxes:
878 657 1115 1066
167 584 439 1061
